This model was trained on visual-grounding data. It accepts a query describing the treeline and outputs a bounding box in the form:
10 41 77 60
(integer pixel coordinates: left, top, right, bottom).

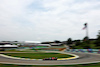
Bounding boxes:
67 31 100 49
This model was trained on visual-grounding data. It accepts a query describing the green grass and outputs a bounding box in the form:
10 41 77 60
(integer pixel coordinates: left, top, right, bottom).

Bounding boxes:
0 49 25 52
0 63 100 67
3 53 73 59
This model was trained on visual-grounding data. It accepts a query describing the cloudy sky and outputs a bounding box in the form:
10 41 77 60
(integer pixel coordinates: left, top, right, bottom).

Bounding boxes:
0 0 100 42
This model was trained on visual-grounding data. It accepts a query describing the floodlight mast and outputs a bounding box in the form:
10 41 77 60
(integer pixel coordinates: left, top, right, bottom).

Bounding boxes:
83 23 89 40
86 23 89 38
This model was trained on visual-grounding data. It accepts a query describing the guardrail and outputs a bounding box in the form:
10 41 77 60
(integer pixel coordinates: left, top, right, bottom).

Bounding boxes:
65 49 100 53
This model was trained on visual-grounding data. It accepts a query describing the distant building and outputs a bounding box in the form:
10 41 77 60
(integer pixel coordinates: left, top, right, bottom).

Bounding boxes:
50 43 62 46
0 42 18 47
38 44 51 47
20 41 51 47
0 42 18 50
89 39 97 41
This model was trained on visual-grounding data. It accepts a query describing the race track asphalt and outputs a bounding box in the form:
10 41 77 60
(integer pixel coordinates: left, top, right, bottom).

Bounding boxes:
0 52 100 65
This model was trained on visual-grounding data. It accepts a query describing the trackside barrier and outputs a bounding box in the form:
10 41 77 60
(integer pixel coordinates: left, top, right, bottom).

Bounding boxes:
17 47 50 49
5 48 17 51
65 49 100 54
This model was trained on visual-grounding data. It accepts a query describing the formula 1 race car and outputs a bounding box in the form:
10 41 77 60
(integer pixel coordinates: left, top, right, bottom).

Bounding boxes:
43 57 57 60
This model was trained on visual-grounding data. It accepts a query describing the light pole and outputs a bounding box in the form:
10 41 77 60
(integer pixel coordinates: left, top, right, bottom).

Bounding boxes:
83 23 89 40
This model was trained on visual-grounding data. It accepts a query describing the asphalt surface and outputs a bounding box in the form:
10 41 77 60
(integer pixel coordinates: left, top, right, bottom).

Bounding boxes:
0 52 100 65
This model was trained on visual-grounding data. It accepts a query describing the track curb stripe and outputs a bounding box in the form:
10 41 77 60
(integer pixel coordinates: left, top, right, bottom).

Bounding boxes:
0 51 79 61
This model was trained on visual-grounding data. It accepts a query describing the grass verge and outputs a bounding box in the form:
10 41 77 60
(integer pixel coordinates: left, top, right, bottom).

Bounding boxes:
3 52 73 59
0 63 100 67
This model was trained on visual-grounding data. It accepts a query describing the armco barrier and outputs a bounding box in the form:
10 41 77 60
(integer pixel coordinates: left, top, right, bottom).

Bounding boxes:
65 49 100 54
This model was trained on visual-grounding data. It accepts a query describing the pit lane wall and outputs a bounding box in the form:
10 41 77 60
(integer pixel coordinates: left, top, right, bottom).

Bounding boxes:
65 49 100 53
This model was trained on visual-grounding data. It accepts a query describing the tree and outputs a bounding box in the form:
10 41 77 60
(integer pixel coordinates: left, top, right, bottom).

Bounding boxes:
83 36 90 44
72 40 82 49
14 41 18 42
83 36 89 41
41 42 50 44
95 30 100 47
67 38 72 46
54 40 61 43
75 40 81 46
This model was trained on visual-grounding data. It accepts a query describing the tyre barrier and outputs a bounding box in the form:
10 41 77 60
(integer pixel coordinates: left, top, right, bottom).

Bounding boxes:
65 49 100 54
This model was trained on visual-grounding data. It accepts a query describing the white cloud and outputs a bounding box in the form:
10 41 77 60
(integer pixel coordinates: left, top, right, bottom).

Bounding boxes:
0 0 100 41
